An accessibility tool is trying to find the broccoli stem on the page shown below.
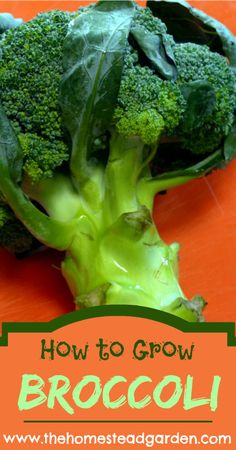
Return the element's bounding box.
[62,205,204,321]
[0,176,77,250]
[137,149,225,208]
[0,106,205,320]
[103,134,143,223]
[60,133,205,321]
[23,174,82,221]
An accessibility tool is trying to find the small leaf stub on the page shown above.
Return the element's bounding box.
[75,283,111,309]
[123,206,152,234]
[170,295,207,322]
[189,295,207,322]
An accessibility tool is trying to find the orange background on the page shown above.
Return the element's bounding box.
[0,315,235,449]
[0,1,236,324]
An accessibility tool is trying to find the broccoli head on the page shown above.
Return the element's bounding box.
[114,47,186,144]
[175,43,236,154]
[0,10,74,182]
[114,6,186,144]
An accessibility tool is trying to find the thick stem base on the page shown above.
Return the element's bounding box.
[61,207,205,322]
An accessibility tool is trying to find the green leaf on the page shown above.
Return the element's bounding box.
[60,0,136,177]
[0,103,23,183]
[180,81,216,132]
[130,25,177,80]
[0,13,23,36]
[147,0,236,70]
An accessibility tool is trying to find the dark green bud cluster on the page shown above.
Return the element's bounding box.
[113,6,185,145]
[0,10,74,181]
[175,43,236,153]
[0,205,33,253]
[132,5,168,35]
[18,133,68,182]
[114,47,185,144]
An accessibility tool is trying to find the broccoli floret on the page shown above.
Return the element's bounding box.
[114,8,186,144]
[0,205,33,254]
[175,43,236,153]
[114,56,185,144]
[0,10,73,182]
[132,5,168,35]
[18,133,69,182]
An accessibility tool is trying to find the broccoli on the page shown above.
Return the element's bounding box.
[175,43,236,153]
[0,0,236,322]
[114,47,186,144]
[0,10,74,182]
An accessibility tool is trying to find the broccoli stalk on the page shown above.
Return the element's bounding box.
[0,107,205,319]
[63,138,205,321]
[0,0,236,321]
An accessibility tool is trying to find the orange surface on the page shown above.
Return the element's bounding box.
[1,316,235,447]
[0,1,236,324]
